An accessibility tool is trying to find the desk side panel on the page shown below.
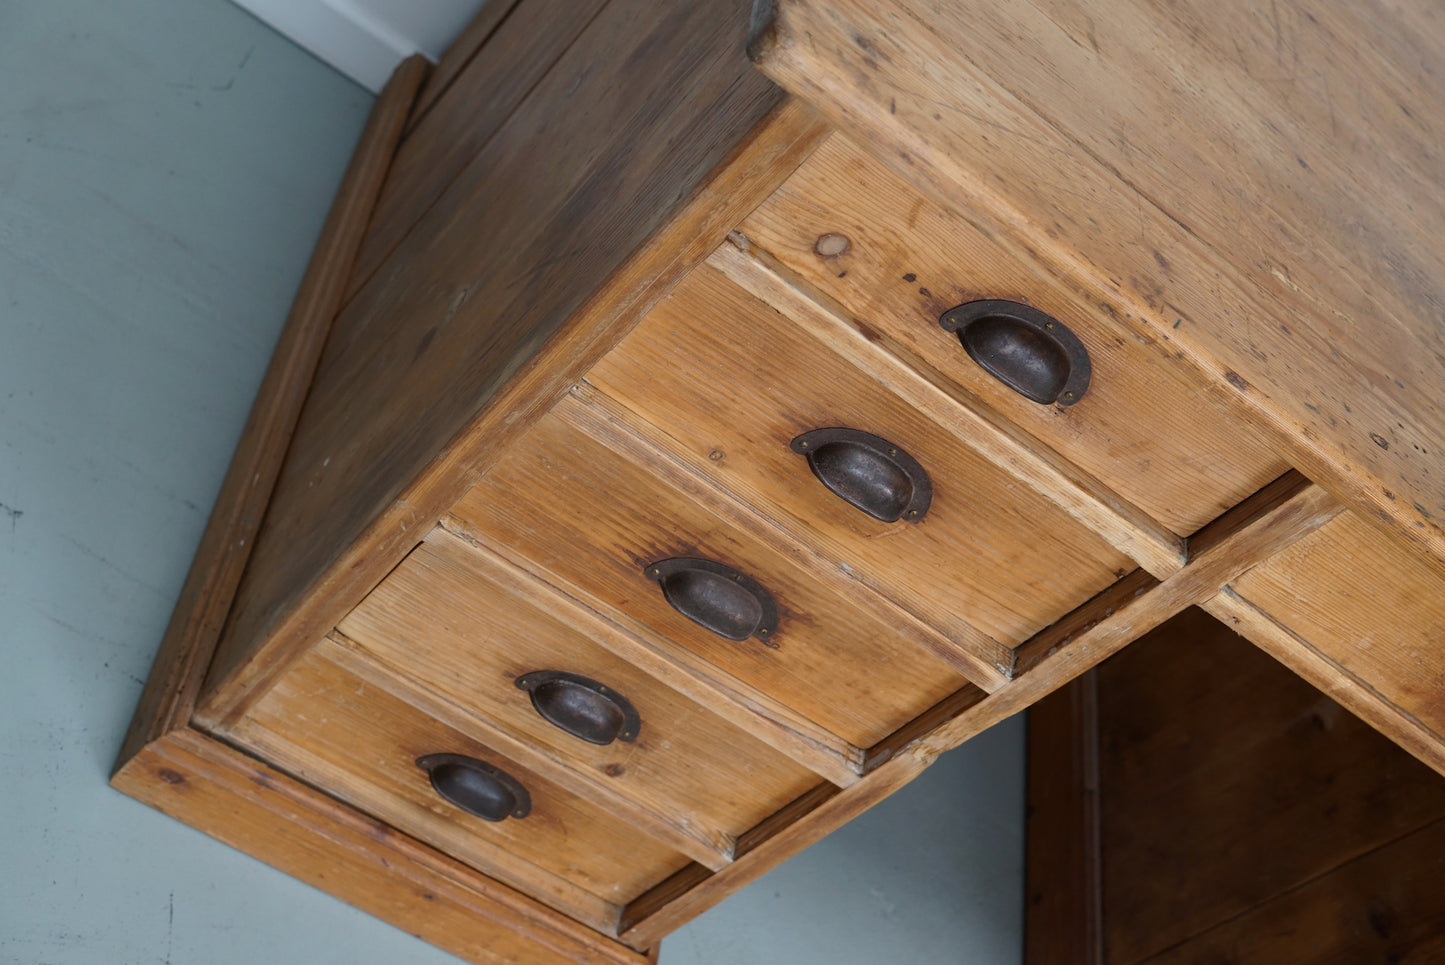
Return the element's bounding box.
[204,0,790,714]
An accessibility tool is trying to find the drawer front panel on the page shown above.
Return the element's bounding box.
[230,645,691,919]
[737,134,1290,537]
[586,260,1133,648]
[1230,512,1445,738]
[337,534,821,846]
[449,396,976,748]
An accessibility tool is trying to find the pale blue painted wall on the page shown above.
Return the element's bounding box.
[0,1,1023,961]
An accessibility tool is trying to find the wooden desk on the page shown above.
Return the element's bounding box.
[114,1,1445,961]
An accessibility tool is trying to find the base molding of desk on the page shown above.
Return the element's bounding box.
[113,727,652,965]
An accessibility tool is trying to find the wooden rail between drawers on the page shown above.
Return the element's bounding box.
[712,239,1189,580]
[617,471,1343,948]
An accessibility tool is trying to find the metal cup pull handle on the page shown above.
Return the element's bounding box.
[791,427,932,522]
[417,753,531,822]
[516,671,641,746]
[644,557,779,643]
[940,300,1091,406]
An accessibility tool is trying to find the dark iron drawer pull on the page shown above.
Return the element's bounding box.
[791,427,932,522]
[940,300,1091,406]
[416,753,531,822]
[644,557,779,643]
[516,670,641,745]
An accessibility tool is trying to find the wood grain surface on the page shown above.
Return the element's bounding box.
[1139,817,1445,965]
[406,0,521,131]
[1207,589,1445,779]
[199,77,829,723]
[114,729,649,964]
[336,534,824,851]
[230,647,692,919]
[220,0,779,691]
[1024,671,1102,965]
[449,395,977,748]
[1094,608,1445,964]
[738,132,1290,537]
[1230,510,1445,757]
[754,0,1445,575]
[620,474,1345,947]
[711,238,1186,579]
[588,259,1134,650]
[913,475,1344,760]
[353,0,609,294]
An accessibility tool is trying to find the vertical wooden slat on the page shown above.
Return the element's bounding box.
[1024,672,1102,965]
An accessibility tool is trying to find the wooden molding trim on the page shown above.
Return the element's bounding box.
[113,728,647,965]
[115,55,430,770]
[406,0,523,134]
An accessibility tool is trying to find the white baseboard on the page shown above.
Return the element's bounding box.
[232,0,488,92]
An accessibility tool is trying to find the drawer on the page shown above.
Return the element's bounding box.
[586,259,1133,649]
[1229,511,1445,739]
[334,532,822,853]
[228,643,692,929]
[449,394,977,748]
[737,134,1290,537]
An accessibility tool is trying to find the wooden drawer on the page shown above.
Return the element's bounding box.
[228,643,693,930]
[586,258,1133,652]
[333,531,822,859]
[448,393,979,748]
[1229,511,1445,740]
[737,134,1290,537]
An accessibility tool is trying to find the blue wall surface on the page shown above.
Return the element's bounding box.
[0,2,1023,961]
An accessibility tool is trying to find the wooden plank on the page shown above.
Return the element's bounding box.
[619,477,1342,946]
[354,0,610,296]
[229,646,682,921]
[1229,511,1445,759]
[422,530,862,787]
[1094,607,1445,965]
[200,90,830,726]
[736,132,1290,538]
[589,257,1136,651]
[1138,817,1445,965]
[752,0,1445,576]
[449,395,979,748]
[1207,589,1445,779]
[316,636,734,873]
[406,0,523,132]
[566,385,1010,692]
[334,534,827,845]
[114,55,428,768]
[864,684,989,772]
[1023,672,1102,965]
[112,729,647,965]
[1013,569,1158,678]
[711,239,1184,578]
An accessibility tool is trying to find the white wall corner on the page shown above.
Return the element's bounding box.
[231,0,489,93]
